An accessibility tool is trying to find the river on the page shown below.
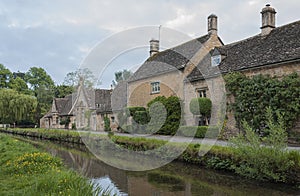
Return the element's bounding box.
[20,137,299,196]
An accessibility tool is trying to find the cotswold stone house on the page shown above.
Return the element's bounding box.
[127,14,223,126]
[40,80,113,131]
[126,4,300,135]
[186,4,300,134]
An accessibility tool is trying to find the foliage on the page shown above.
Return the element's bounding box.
[147,96,182,135]
[2,128,300,185]
[0,64,13,88]
[0,134,99,195]
[112,69,133,87]
[63,68,96,88]
[104,116,111,132]
[54,84,74,98]
[0,89,37,124]
[225,72,300,134]
[230,108,296,182]
[189,98,212,117]
[127,106,146,116]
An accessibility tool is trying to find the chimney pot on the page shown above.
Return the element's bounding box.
[261,4,276,35]
[208,14,218,35]
[149,39,159,57]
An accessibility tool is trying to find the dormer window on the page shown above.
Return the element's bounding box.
[211,55,221,66]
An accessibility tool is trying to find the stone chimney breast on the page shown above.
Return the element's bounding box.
[261,4,276,35]
[149,39,159,57]
[208,14,218,35]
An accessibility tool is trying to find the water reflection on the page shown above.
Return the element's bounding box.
[28,139,299,196]
[91,176,128,196]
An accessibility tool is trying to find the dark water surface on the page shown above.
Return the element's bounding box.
[19,137,299,196]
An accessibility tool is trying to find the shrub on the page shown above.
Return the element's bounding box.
[178,126,220,138]
[225,72,300,134]
[189,98,212,117]
[147,96,181,135]
[104,116,111,132]
[230,108,296,182]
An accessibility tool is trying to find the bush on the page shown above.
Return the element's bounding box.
[104,116,111,132]
[127,106,146,116]
[230,108,296,182]
[147,96,181,135]
[178,126,220,138]
[225,72,300,134]
[189,98,212,116]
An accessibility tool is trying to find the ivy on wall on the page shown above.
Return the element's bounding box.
[224,72,300,135]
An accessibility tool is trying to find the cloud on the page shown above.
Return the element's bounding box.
[0,0,299,86]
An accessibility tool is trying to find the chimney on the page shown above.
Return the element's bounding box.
[261,4,276,35]
[149,39,159,57]
[208,14,218,35]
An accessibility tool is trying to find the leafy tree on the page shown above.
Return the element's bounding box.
[0,89,37,124]
[25,67,55,123]
[55,85,74,98]
[112,69,132,87]
[0,64,13,88]
[9,77,31,95]
[25,67,55,91]
[63,68,96,88]
[189,98,212,125]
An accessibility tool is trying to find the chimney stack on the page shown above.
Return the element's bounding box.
[261,4,276,35]
[208,14,218,35]
[149,39,159,57]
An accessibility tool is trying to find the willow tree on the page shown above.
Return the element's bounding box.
[0,89,37,124]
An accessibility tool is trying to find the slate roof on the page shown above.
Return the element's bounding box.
[128,34,220,82]
[111,81,128,111]
[187,20,300,81]
[95,89,112,114]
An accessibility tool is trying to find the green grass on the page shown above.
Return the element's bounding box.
[0,134,100,196]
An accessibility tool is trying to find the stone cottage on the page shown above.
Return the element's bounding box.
[40,79,113,131]
[185,4,300,135]
[126,4,300,135]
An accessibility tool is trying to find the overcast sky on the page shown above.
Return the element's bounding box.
[0,0,299,87]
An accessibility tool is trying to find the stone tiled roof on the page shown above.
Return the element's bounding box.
[128,34,216,82]
[187,20,300,81]
[111,81,128,111]
[95,89,112,114]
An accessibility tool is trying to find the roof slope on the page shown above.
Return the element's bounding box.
[95,89,112,113]
[187,20,300,81]
[128,34,214,82]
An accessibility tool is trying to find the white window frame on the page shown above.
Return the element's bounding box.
[197,88,207,98]
[151,82,160,94]
[211,55,221,66]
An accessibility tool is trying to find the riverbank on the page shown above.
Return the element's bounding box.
[1,128,300,187]
[0,133,100,195]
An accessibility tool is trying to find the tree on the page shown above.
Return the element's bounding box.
[189,98,212,125]
[0,64,13,88]
[9,77,31,95]
[25,67,55,91]
[0,89,37,124]
[63,68,96,88]
[55,85,74,98]
[25,67,55,123]
[112,69,132,87]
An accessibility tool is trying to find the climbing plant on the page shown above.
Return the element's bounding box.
[224,72,300,135]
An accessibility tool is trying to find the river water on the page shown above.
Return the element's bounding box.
[23,138,299,196]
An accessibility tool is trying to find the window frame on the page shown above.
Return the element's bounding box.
[151,81,160,94]
[196,88,208,98]
[211,55,221,66]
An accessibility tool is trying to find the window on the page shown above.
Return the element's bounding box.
[197,89,207,98]
[211,55,221,66]
[151,82,160,94]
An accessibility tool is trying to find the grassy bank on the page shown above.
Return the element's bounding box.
[0,133,100,195]
[1,128,300,186]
